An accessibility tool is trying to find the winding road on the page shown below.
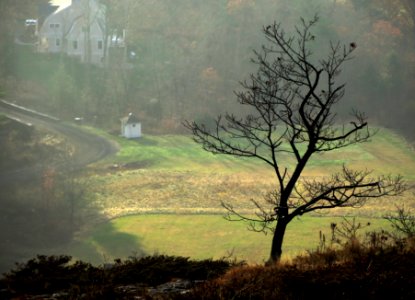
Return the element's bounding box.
[0,99,119,186]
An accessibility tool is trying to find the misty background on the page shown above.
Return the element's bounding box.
[0,0,414,138]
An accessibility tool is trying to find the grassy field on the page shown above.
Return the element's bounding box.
[68,127,415,265]
[68,214,392,265]
[83,128,415,220]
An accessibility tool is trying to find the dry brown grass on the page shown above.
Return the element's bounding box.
[87,170,275,220]
[180,237,415,300]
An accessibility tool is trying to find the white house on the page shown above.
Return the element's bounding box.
[121,113,141,139]
[37,0,106,65]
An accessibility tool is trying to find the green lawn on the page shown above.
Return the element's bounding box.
[68,214,392,265]
[101,133,266,173]
[69,127,415,265]
[83,128,414,220]
[93,127,415,178]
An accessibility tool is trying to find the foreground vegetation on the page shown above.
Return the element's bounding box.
[2,221,414,299]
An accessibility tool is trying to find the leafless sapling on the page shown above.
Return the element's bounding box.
[184,16,405,263]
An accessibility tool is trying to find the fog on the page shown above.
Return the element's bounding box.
[0,0,414,273]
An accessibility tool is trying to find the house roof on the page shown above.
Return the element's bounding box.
[42,0,106,37]
[52,0,71,13]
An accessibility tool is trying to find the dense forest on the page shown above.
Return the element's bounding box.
[0,0,414,139]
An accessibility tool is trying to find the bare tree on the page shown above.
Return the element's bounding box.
[184,16,405,263]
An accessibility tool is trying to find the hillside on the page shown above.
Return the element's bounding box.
[59,127,415,265]
[1,117,414,271]
[85,129,415,218]
[0,114,67,170]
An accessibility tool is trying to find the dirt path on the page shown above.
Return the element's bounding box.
[0,100,119,185]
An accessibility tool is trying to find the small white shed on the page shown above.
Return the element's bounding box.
[121,113,141,139]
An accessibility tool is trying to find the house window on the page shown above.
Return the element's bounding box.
[97,40,103,50]
[56,38,60,46]
[49,23,60,29]
[73,40,78,50]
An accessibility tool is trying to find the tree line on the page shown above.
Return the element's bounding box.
[0,0,414,139]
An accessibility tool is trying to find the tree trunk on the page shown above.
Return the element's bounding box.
[268,218,288,263]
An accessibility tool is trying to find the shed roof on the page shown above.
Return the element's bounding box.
[122,113,140,124]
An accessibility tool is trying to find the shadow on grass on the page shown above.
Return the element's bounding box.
[0,179,145,273]
[71,222,146,265]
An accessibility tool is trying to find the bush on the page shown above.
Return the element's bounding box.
[1,255,103,295]
[109,254,235,286]
[0,254,235,298]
